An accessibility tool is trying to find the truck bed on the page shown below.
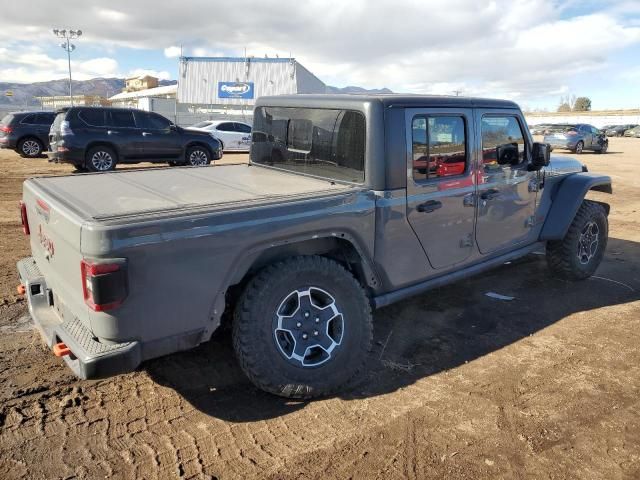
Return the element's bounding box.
[27,164,352,222]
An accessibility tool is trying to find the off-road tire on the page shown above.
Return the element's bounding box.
[233,255,373,399]
[546,200,608,280]
[85,146,117,172]
[18,137,43,158]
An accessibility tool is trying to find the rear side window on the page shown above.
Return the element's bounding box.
[108,110,136,128]
[411,116,467,181]
[252,106,366,183]
[78,109,106,127]
[481,116,526,167]
[0,114,14,126]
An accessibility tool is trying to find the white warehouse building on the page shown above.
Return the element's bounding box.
[177,56,327,115]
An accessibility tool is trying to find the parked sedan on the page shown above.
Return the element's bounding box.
[605,124,638,137]
[0,111,56,157]
[543,123,608,154]
[623,126,640,137]
[187,120,252,152]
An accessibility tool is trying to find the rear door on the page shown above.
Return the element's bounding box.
[106,110,140,159]
[579,124,593,148]
[31,113,53,145]
[405,108,477,269]
[214,122,239,150]
[474,111,538,254]
[233,122,252,150]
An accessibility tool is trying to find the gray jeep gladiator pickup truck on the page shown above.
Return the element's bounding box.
[17,94,612,398]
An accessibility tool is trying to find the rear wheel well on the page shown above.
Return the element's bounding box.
[220,237,378,329]
[85,142,118,161]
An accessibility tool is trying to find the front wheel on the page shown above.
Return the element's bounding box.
[546,200,608,280]
[186,146,211,166]
[233,256,373,398]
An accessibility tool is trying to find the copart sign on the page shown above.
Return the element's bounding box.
[218,82,254,99]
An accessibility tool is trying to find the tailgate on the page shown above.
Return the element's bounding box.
[23,180,87,326]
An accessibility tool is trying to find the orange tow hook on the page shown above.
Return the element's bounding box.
[16,284,26,295]
[53,342,71,357]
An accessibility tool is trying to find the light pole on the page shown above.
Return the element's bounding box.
[53,28,82,106]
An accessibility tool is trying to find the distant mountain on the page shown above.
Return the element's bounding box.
[326,85,393,94]
[0,77,177,107]
[0,77,390,108]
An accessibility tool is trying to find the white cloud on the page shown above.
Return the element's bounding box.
[164,46,181,58]
[0,0,638,106]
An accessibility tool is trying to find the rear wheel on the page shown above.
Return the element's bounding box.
[233,256,373,398]
[186,146,211,166]
[546,200,608,280]
[86,146,117,172]
[574,141,584,154]
[18,137,43,158]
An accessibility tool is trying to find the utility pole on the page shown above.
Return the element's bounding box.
[53,28,82,106]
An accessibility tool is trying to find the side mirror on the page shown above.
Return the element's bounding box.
[169,124,177,132]
[530,142,550,170]
[496,143,520,166]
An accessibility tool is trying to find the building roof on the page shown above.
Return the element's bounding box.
[181,56,295,63]
[126,74,157,81]
[109,84,177,101]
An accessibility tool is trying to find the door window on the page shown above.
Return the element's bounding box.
[78,109,106,127]
[234,122,252,133]
[136,112,171,130]
[481,116,526,168]
[20,114,37,125]
[216,122,236,132]
[411,116,467,181]
[36,113,56,125]
[109,110,136,128]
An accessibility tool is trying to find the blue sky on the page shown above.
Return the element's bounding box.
[0,0,639,110]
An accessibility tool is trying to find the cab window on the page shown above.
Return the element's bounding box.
[411,116,467,181]
[481,116,526,168]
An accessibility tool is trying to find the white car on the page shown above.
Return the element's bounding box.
[187,120,252,152]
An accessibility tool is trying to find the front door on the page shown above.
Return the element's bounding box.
[134,111,181,159]
[474,111,538,254]
[405,108,477,269]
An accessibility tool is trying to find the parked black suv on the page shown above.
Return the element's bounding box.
[47,107,223,171]
[0,111,56,158]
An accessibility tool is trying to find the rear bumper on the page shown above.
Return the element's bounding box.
[0,137,16,149]
[17,256,141,379]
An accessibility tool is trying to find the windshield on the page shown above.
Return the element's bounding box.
[191,121,213,128]
[251,106,366,183]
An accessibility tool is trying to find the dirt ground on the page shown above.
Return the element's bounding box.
[0,140,638,480]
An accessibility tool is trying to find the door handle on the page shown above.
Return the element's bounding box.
[107,130,119,135]
[416,200,442,213]
[480,188,500,201]
[142,132,152,136]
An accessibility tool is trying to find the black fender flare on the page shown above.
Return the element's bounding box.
[539,173,612,241]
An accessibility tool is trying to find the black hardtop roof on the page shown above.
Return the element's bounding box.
[257,93,520,110]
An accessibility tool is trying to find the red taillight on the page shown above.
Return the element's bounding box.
[566,130,578,136]
[0,125,12,134]
[81,259,128,312]
[19,201,29,235]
